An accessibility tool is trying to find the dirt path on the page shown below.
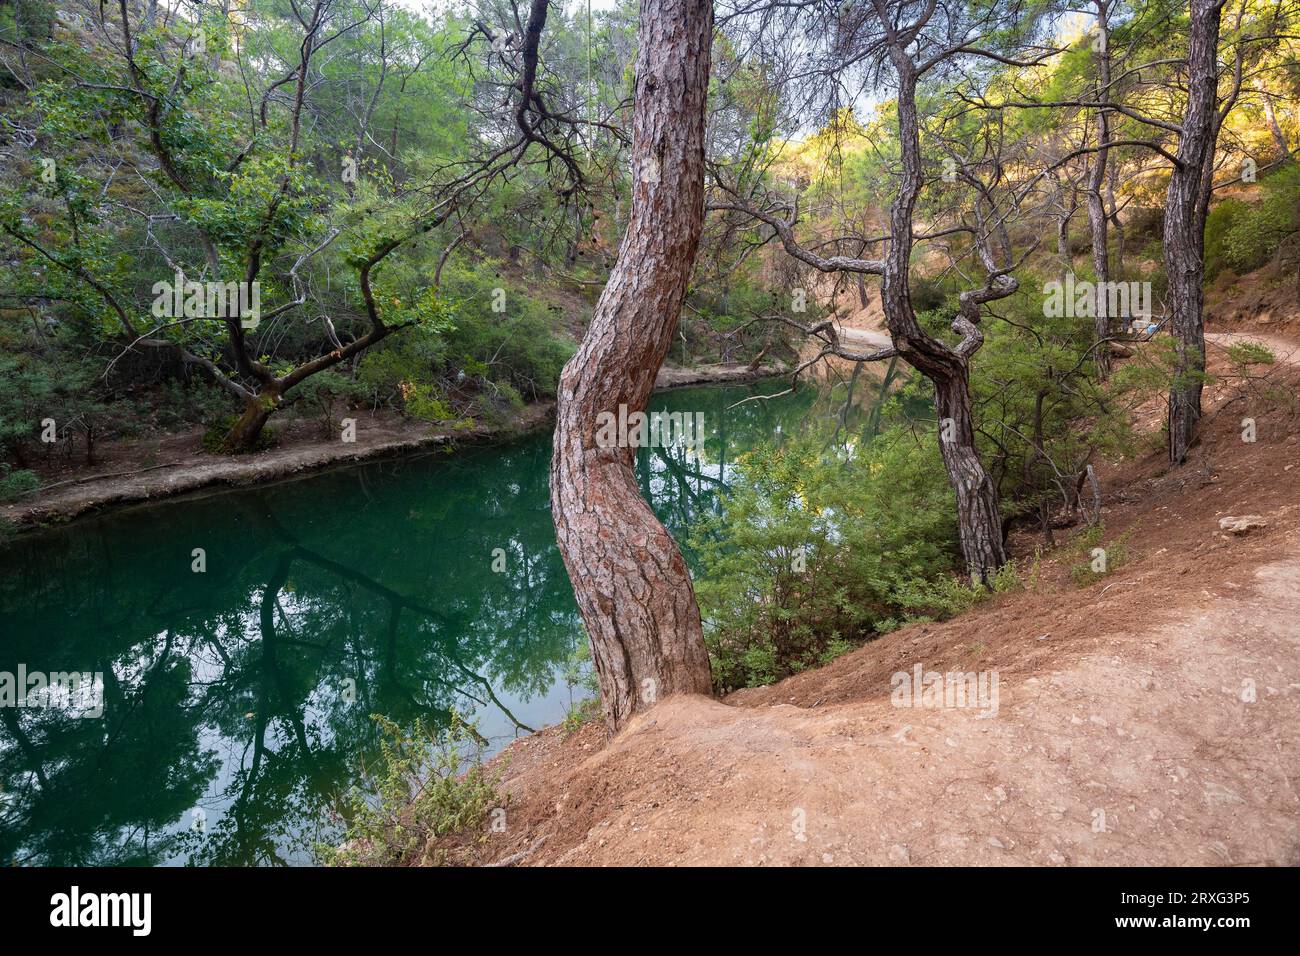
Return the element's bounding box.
[466,330,1300,867]
[1206,330,1300,365]
[490,545,1300,865]
[834,324,893,352]
[484,527,1300,866]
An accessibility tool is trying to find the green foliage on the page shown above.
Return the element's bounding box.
[0,350,56,456]
[285,370,367,436]
[559,639,601,734]
[1205,165,1300,278]
[691,427,970,692]
[1226,340,1276,368]
[320,712,501,867]
[688,276,1155,692]
[200,415,275,454]
[0,465,39,503]
[436,262,576,400]
[152,379,234,432]
[354,263,574,426]
[1068,528,1133,586]
[968,280,1148,522]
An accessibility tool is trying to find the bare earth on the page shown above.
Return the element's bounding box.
[0,405,554,533]
[1,360,784,534]
[464,329,1300,867]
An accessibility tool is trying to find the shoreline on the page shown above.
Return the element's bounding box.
[0,361,787,537]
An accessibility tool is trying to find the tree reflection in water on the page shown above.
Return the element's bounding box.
[0,378,898,865]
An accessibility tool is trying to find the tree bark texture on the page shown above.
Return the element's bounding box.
[550,0,714,732]
[881,48,1009,586]
[1164,0,1223,464]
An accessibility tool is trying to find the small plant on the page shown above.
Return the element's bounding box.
[320,712,502,867]
[286,370,366,437]
[1225,340,1276,370]
[989,560,1024,595]
[0,465,39,503]
[1023,548,1045,590]
[559,639,601,736]
[1069,529,1133,586]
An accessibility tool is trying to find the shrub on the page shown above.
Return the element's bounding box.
[0,465,39,502]
[285,369,367,436]
[1068,527,1132,586]
[690,427,968,692]
[1204,164,1300,279]
[1225,340,1276,369]
[321,713,502,867]
[200,415,276,454]
[436,261,575,400]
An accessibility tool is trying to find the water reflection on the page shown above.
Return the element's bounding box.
[0,377,895,865]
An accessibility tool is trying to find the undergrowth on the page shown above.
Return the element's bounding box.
[320,712,502,867]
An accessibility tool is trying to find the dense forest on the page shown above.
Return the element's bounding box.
[1,0,1299,869]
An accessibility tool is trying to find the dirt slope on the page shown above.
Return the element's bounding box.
[462,330,1300,867]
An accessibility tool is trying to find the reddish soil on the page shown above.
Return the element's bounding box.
[1206,260,1300,339]
[457,327,1300,867]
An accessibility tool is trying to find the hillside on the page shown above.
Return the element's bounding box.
[454,329,1300,867]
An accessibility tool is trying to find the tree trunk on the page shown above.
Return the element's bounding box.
[1057,210,1072,270]
[880,51,1009,587]
[935,374,1008,582]
[1106,164,1126,275]
[550,0,714,733]
[1086,0,1114,378]
[1164,0,1223,465]
[1259,83,1290,161]
[225,392,277,452]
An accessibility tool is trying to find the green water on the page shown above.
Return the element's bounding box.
[0,379,890,865]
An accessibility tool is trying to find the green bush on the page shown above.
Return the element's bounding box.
[1226,340,1276,369]
[0,465,39,502]
[321,712,502,867]
[200,415,276,454]
[436,262,575,400]
[1205,165,1300,278]
[284,369,367,436]
[153,379,235,431]
[357,262,574,423]
[690,427,970,692]
[1068,528,1132,586]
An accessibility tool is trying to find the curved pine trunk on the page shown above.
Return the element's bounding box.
[550,0,714,733]
[935,375,1008,584]
[882,50,1008,587]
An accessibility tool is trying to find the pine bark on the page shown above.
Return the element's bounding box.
[550,0,714,732]
[881,52,1008,586]
[1165,0,1223,464]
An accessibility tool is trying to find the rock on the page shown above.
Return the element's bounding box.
[1218,515,1267,535]
[888,844,910,863]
